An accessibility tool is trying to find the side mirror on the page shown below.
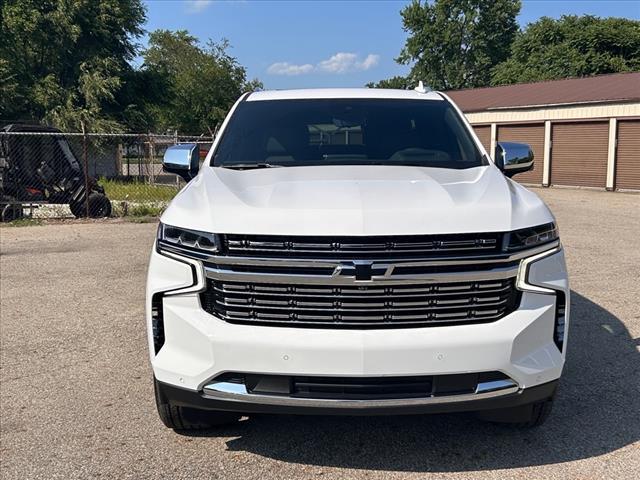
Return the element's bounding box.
[494,142,534,178]
[163,143,200,182]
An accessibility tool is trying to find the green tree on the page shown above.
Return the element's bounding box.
[366,76,412,89]
[41,58,125,132]
[0,58,19,119]
[491,15,640,85]
[393,0,520,90]
[111,68,169,133]
[0,0,146,130]
[143,30,261,135]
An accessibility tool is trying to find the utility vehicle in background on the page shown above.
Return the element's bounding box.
[0,124,111,221]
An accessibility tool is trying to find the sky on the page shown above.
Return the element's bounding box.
[141,0,640,89]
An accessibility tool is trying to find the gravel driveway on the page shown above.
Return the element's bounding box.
[1,188,638,480]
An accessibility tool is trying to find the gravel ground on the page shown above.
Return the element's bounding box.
[1,187,639,480]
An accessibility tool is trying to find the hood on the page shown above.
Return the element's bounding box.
[161,165,554,236]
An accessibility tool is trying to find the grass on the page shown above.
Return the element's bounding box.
[125,216,160,223]
[3,218,44,227]
[110,200,166,219]
[100,178,179,202]
[127,204,165,217]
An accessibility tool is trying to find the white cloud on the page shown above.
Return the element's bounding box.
[318,52,380,74]
[317,53,358,74]
[267,62,315,76]
[186,0,213,13]
[267,52,380,76]
[358,54,380,71]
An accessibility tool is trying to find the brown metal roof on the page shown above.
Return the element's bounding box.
[444,72,640,112]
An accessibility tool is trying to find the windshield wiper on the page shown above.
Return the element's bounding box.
[219,163,283,170]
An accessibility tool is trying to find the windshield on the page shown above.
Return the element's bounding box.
[213,98,487,169]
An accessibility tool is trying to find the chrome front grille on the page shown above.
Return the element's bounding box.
[192,233,550,329]
[223,233,502,260]
[200,278,520,328]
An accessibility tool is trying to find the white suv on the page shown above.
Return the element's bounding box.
[147,88,569,430]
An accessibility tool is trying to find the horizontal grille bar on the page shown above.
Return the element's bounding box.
[223,233,502,260]
[202,263,520,287]
[214,281,510,297]
[201,278,520,328]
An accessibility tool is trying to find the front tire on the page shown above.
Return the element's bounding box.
[70,193,112,218]
[154,379,241,430]
[1,198,23,222]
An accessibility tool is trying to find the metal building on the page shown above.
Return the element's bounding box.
[446,72,640,191]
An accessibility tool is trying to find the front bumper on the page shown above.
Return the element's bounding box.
[156,377,559,416]
[146,243,569,413]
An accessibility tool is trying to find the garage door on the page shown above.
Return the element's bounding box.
[615,120,640,191]
[473,125,492,155]
[497,123,544,185]
[550,122,609,188]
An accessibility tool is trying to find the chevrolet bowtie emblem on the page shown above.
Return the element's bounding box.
[337,261,387,281]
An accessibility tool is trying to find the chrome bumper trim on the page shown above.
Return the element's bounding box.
[201,379,520,409]
[475,379,518,394]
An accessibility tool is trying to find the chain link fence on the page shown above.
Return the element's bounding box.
[0,128,212,222]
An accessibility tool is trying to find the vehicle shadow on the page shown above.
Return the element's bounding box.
[181,291,639,472]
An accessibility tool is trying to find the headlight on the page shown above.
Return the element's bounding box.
[156,223,220,259]
[505,222,558,251]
